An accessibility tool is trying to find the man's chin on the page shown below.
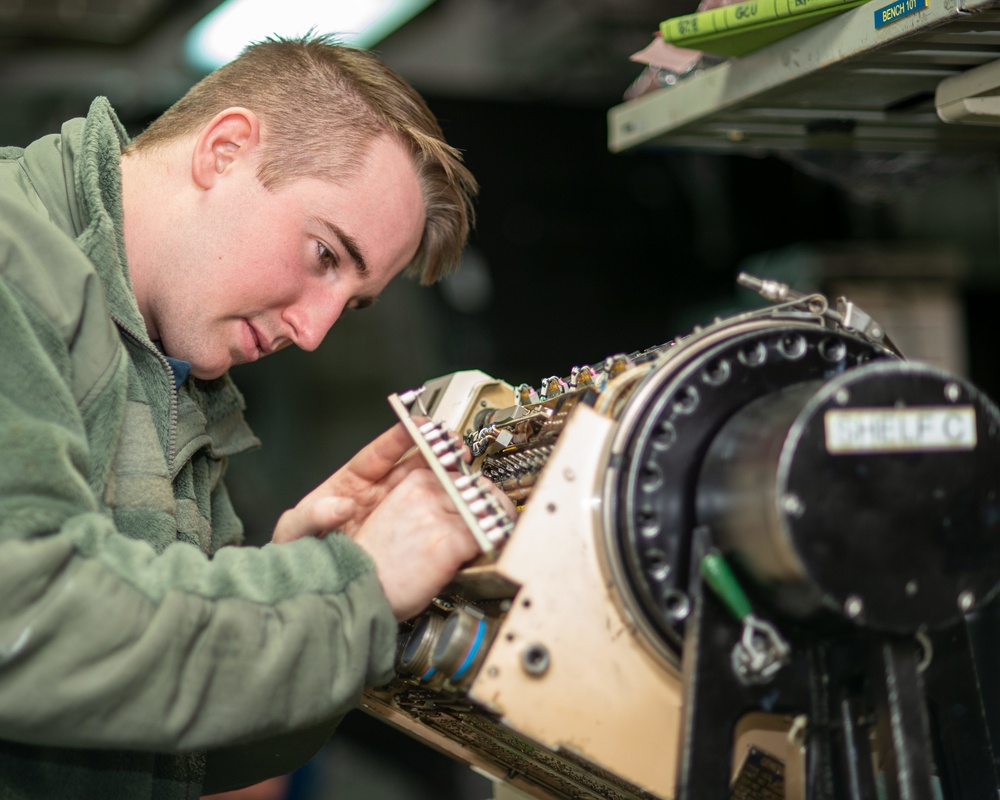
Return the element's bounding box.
[158,338,233,381]
[187,361,231,381]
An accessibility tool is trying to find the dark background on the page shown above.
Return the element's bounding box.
[3,1,1000,797]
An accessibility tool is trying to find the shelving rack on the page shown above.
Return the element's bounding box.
[608,0,1000,154]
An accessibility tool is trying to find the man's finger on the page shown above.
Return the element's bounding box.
[321,421,422,493]
[272,496,357,543]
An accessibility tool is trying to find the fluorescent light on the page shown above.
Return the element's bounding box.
[186,0,435,72]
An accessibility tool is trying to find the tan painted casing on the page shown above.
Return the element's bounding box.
[468,403,683,797]
[363,396,684,799]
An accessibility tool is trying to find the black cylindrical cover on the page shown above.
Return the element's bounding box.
[699,361,1000,631]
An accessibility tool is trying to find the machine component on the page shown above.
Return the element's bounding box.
[396,611,446,681]
[389,390,516,553]
[700,550,791,685]
[608,303,894,660]
[361,275,1000,800]
[937,57,1000,125]
[698,361,1000,630]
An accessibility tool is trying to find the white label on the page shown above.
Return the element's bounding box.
[825,406,977,454]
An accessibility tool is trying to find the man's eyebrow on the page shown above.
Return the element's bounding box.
[313,216,368,275]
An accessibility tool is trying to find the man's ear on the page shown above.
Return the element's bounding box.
[191,107,261,190]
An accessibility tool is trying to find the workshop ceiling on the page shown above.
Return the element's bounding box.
[371,0,678,104]
[0,0,684,137]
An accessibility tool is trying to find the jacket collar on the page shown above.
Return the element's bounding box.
[69,97,151,344]
[17,97,138,334]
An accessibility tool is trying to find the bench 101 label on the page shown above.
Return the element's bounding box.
[825,406,976,454]
[874,0,927,29]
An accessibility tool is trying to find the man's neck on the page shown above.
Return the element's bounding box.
[119,147,186,343]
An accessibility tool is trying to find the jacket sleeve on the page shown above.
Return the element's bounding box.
[0,207,398,755]
[201,716,346,794]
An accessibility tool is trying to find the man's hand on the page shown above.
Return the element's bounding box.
[271,421,431,544]
[272,420,514,620]
[353,468,482,621]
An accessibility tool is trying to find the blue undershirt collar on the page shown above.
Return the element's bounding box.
[163,355,192,389]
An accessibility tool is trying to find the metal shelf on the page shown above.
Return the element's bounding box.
[608,0,1000,154]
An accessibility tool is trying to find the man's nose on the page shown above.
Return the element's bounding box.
[282,295,344,352]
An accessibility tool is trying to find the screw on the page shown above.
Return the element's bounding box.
[835,388,851,406]
[521,644,550,677]
[663,590,690,622]
[783,494,804,517]
[959,591,975,612]
[945,382,961,403]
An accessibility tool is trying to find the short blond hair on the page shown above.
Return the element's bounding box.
[128,34,477,284]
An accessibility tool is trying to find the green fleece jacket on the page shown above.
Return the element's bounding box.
[0,97,397,799]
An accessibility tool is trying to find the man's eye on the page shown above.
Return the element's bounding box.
[318,243,338,269]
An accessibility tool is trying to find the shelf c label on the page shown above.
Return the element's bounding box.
[824,406,977,454]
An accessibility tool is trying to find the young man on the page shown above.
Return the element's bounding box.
[0,35,481,798]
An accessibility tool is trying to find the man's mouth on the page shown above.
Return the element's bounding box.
[243,319,265,360]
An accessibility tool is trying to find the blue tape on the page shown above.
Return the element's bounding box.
[451,619,486,680]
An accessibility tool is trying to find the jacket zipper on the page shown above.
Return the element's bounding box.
[112,315,179,468]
